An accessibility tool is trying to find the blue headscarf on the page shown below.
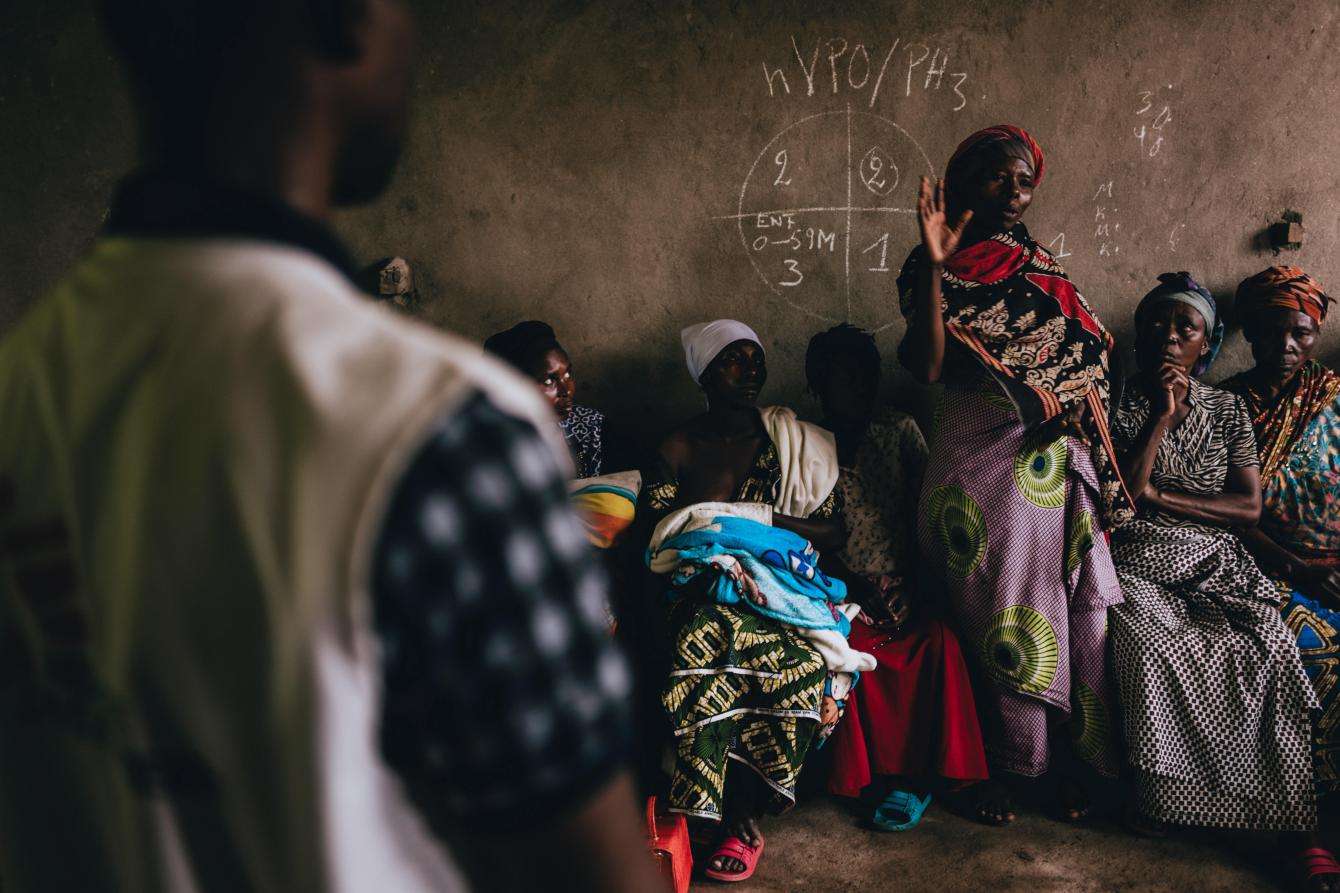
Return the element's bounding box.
[1134,272,1224,376]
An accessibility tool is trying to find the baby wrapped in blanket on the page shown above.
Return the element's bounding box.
[648,502,877,674]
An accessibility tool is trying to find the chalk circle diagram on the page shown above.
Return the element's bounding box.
[729,107,935,333]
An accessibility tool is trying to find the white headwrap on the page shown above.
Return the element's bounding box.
[680,319,763,384]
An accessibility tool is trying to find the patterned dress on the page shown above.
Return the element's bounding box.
[918,369,1123,778]
[1224,360,1340,792]
[644,439,841,821]
[559,404,604,479]
[1109,377,1318,831]
[827,410,990,796]
[898,228,1128,780]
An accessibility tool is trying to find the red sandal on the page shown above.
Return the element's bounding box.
[1298,847,1340,889]
[703,834,765,883]
[1297,847,1340,884]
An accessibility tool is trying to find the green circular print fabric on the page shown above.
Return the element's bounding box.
[980,389,1015,413]
[929,485,987,579]
[980,605,1060,695]
[1065,509,1097,576]
[1069,682,1111,764]
[1013,437,1067,509]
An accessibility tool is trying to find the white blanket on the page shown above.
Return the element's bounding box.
[647,501,773,568]
[758,405,839,518]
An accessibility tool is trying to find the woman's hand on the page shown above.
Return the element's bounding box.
[918,176,973,266]
[1292,562,1340,605]
[1028,400,1088,448]
[877,575,913,629]
[1157,362,1189,419]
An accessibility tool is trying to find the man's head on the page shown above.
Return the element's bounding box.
[100,0,413,206]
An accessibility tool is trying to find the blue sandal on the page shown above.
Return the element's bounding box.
[872,790,932,832]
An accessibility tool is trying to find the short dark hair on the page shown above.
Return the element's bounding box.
[483,321,562,373]
[805,323,880,392]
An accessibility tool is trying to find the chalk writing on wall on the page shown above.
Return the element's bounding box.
[1048,232,1074,260]
[1094,179,1122,257]
[1133,87,1175,158]
[718,105,934,331]
[762,36,971,113]
[1169,222,1186,253]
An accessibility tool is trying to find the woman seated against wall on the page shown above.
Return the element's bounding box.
[1107,273,1333,886]
[639,319,851,882]
[1222,266,1340,890]
[806,324,989,831]
[484,320,608,478]
[899,124,1128,826]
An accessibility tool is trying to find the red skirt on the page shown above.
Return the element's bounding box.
[828,617,989,797]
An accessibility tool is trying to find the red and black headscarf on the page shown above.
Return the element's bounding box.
[899,125,1134,527]
[945,124,1046,211]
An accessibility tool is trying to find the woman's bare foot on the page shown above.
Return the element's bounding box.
[971,779,1016,826]
[709,815,763,874]
[1123,803,1167,838]
[1055,774,1091,823]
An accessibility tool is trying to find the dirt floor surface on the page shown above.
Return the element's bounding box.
[686,794,1308,892]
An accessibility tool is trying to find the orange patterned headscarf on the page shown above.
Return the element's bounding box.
[1236,266,1332,327]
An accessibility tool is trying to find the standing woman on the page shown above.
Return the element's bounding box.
[898,126,1132,825]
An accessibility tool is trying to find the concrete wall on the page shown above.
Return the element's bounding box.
[5,0,1340,444]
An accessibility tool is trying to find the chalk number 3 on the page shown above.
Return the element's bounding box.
[780,259,803,287]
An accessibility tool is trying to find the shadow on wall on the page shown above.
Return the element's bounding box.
[584,348,693,471]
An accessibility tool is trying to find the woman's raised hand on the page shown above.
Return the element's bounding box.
[918,176,973,266]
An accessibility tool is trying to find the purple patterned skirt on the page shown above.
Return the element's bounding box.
[918,387,1123,777]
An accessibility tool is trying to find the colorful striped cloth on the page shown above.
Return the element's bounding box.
[569,470,640,549]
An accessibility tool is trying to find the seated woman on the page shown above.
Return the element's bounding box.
[641,319,846,882]
[1109,273,1327,882]
[808,324,989,831]
[484,320,606,478]
[1222,266,1340,891]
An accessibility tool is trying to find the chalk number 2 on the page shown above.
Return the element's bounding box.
[774,149,792,186]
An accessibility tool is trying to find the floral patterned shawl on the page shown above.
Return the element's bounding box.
[898,224,1134,526]
[1222,360,1340,565]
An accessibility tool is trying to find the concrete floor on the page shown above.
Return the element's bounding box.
[688,796,1299,892]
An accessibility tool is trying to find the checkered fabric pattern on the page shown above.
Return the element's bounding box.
[373,393,631,828]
